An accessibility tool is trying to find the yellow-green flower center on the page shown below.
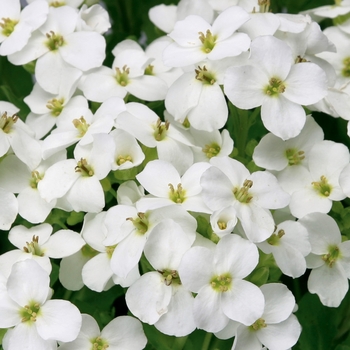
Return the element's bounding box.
[250,317,267,331]
[115,65,130,87]
[50,1,66,7]
[30,171,44,189]
[258,0,270,12]
[159,269,182,286]
[312,175,332,197]
[195,65,216,85]
[265,77,286,97]
[23,235,44,256]
[217,221,227,230]
[182,117,191,128]
[285,148,305,166]
[322,245,341,267]
[116,155,132,165]
[91,336,109,350]
[168,183,186,204]
[210,273,232,292]
[0,17,18,37]
[73,116,90,138]
[202,142,221,159]
[20,301,41,323]
[0,112,18,133]
[106,245,117,259]
[46,98,65,116]
[127,212,149,235]
[45,31,65,51]
[144,64,154,75]
[342,57,350,77]
[154,118,169,141]
[233,179,253,203]
[267,229,285,246]
[199,30,217,54]
[75,158,94,177]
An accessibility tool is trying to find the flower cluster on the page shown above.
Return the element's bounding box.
[1,0,350,349]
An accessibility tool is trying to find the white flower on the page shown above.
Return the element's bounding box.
[0,259,82,350]
[163,6,251,67]
[8,6,106,95]
[191,128,234,162]
[0,0,48,56]
[224,35,328,140]
[201,156,290,242]
[117,102,194,174]
[58,314,147,350]
[24,80,84,140]
[104,204,197,279]
[289,140,349,218]
[231,283,301,350]
[0,152,66,223]
[38,133,115,213]
[0,223,85,278]
[258,220,311,278]
[136,159,211,213]
[0,187,17,230]
[299,212,350,307]
[253,115,324,194]
[148,0,214,34]
[164,59,230,132]
[178,234,265,332]
[0,102,41,169]
[81,39,167,102]
[126,219,196,336]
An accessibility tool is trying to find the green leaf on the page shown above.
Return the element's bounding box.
[0,329,7,345]
[49,261,60,287]
[247,266,269,287]
[296,293,338,350]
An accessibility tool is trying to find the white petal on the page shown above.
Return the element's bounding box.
[4,323,56,350]
[224,65,267,109]
[18,187,55,224]
[260,283,295,323]
[101,316,147,349]
[284,62,327,105]
[60,31,105,71]
[0,188,18,230]
[36,300,82,342]
[65,176,105,213]
[125,272,172,324]
[178,246,214,293]
[42,230,85,258]
[37,159,79,202]
[193,285,229,332]
[261,95,306,140]
[155,286,196,337]
[7,260,49,306]
[257,314,301,350]
[144,219,192,270]
[82,253,113,292]
[136,160,181,197]
[308,264,348,307]
[222,280,265,325]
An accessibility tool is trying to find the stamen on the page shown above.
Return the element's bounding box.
[115,65,130,86]
[75,158,94,177]
[0,112,18,133]
[195,65,216,85]
[233,179,253,203]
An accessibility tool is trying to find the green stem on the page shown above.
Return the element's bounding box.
[201,332,213,350]
[173,336,188,350]
[228,102,260,158]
